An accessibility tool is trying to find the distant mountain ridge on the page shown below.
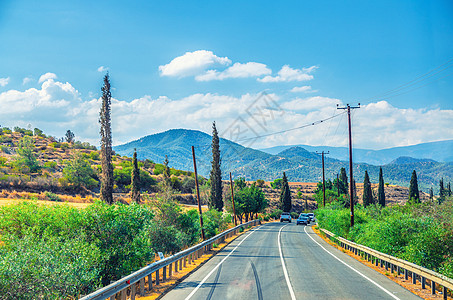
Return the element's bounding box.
[114,129,453,191]
[261,140,453,165]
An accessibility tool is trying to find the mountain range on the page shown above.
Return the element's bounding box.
[114,129,453,192]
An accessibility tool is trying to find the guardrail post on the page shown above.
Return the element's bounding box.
[184,256,187,268]
[421,277,426,289]
[405,269,408,280]
[391,263,394,273]
[443,286,447,300]
[385,261,389,271]
[412,272,417,284]
[397,266,401,275]
[169,262,173,277]
[148,274,153,291]
[140,278,145,296]
[375,257,378,266]
[121,289,127,300]
[131,283,136,300]
[156,269,160,285]
[163,266,167,282]
[180,258,183,271]
[110,295,115,300]
[432,281,436,295]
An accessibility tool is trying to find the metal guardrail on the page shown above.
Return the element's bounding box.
[319,228,452,300]
[80,219,261,300]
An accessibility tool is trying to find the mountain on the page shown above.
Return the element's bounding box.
[113,129,272,176]
[260,140,453,165]
[114,129,453,191]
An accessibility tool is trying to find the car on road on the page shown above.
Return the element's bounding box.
[280,212,292,222]
[307,213,315,222]
[296,214,309,225]
[298,213,310,224]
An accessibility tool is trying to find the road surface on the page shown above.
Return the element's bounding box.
[162,222,420,300]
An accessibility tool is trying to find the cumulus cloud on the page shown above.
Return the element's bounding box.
[97,66,109,73]
[0,77,451,150]
[38,72,57,83]
[195,62,272,81]
[0,77,10,87]
[258,65,317,83]
[290,86,318,93]
[22,77,33,85]
[159,50,231,77]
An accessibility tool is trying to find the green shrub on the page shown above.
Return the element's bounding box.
[153,163,164,175]
[45,192,62,202]
[89,151,100,160]
[43,161,57,169]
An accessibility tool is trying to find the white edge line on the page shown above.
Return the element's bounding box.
[278,224,297,300]
[304,226,401,300]
[184,226,260,300]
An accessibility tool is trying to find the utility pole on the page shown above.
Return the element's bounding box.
[192,146,205,240]
[229,172,237,226]
[337,103,360,227]
[316,151,329,207]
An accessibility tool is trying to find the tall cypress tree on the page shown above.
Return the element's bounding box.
[209,122,223,211]
[378,167,385,207]
[163,155,171,188]
[279,172,292,212]
[408,170,420,203]
[99,73,114,204]
[339,167,348,195]
[363,170,373,207]
[429,187,434,202]
[447,182,452,197]
[131,148,141,203]
[439,178,445,204]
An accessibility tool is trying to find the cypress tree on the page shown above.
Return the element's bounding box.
[99,73,114,204]
[209,122,223,211]
[279,172,292,212]
[439,178,445,204]
[131,149,141,203]
[339,167,348,195]
[363,170,373,207]
[408,170,420,203]
[447,182,452,197]
[163,155,171,188]
[378,167,385,207]
[429,187,434,202]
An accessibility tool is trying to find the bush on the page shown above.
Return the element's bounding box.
[290,212,298,219]
[153,163,165,175]
[45,192,62,202]
[43,161,57,170]
[89,151,100,160]
[270,178,283,189]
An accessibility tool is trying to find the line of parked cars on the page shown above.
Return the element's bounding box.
[279,212,315,225]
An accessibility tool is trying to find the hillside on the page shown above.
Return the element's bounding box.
[260,139,453,165]
[114,129,453,192]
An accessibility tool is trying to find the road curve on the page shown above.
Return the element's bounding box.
[162,222,421,300]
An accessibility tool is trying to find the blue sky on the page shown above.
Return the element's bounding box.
[0,0,452,149]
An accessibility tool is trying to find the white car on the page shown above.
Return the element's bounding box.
[280,212,292,222]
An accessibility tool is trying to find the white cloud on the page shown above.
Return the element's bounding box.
[38,72,57,83]
[258,65,317,83]
[97,66,108,73]
[290,86,317,93]
[22,77,33,85]
[0,77,452,150]
[159,50,231,77]
[195,62,272,81]
[0,77,10,87]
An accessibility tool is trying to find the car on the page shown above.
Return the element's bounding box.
[307,213,315,222]
[298,213,310,224]
[296,214,309,225]
[280,212,291,222]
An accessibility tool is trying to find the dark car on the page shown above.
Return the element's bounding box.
[280,212,292,222]
[307,213,315,222]
[296,214,309,225]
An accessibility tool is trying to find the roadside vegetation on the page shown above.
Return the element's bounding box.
[316,167,453,279]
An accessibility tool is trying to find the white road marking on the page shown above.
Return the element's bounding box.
[278,224,297,300]
[304,226,401,300]
[184,226,260,300]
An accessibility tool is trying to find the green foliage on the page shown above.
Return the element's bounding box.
[234,177,246,190]
[153,163,165,175]
[33,128,45,137]
[378,167,385,207]
[255,179,265,187]
[89,151,100,160]
[131,150,141,203]
[202,209,231,239]
[408,170,420,204]
[63,151,98,188]
[0,157,7,166]
[1,127,11,134]
[43,160,57,169]
[209,122,223,211]
[231,183,268,221]
[13,136,40,173]
[339,167,348,195]
[279,172,291,212]
[316,198,453,278]
[362,170,373,207]
[45,192,62,202]
[13,126,33,136]
[270,178,283,189]
[269,209,283,220]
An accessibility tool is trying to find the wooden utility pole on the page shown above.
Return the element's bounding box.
[337,104,360,227]
[316,151,329,207]
[192,146,205,240]
[229,172,237,226]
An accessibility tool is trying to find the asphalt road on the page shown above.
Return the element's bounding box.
[162,222,421,300]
